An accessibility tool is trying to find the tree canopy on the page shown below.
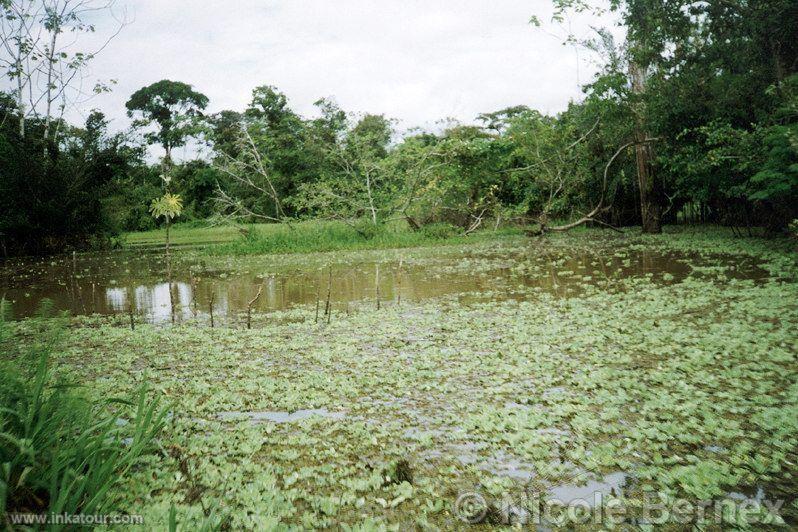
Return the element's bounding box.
[125,80,209,160]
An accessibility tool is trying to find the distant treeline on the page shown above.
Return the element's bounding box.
[0,0,796,256]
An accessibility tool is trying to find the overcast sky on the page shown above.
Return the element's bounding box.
[71,0,621,155]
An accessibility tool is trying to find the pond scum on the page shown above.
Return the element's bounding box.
[3,228,798,529]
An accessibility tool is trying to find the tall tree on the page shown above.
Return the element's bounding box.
[628,60,661,233]
[125,80,209,164]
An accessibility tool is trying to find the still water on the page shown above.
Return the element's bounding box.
[0,242,765,324]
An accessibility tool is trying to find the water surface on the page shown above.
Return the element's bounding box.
[0,241,766,323]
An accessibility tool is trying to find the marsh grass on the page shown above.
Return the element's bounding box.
[0,301,167,528]
[123,219,523,255]
[212,220,524,255]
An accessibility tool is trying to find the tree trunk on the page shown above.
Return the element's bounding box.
[629,60,662,234]
[366,171,377,225]
[13,9,28,139]
[43,27,58,146]
[166,219,175,324]
[634,131,661,233]
[16,51,25,138]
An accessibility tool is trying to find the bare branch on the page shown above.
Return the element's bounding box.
[548,137,660,232]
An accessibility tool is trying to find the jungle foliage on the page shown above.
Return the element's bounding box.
[0,0,796,257]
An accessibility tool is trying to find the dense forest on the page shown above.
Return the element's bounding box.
[1,0,795,256]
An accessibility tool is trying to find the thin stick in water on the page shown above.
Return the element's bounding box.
[396,257,403,306]
[127,299,135,331]
[190,271,199,318]
[325,267,332,324]
[375,263,381,310]
[209,291,215,328]
[246,283,264,330]
[315,275,321,323]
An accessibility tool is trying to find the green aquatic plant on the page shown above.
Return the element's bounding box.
[4,229,798,529]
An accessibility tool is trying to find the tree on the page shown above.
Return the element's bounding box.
[296,114,396,232]
[0,93,154,255]
[213,123,291,224]
[149,192,183,252]
[477,105,532,134]
[628,60,661,233]
[0,0,128,142]
[209,91,345,225]
[126,80,209,163]
[243,85,315,208]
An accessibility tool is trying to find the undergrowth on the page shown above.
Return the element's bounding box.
[0,300,167,530]
[207,220,521,256]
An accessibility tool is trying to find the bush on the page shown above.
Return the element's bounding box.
[352,219,385,240]
[0,301,167,524]
[420,222,458,239]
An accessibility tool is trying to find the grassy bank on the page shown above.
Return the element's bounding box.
[6,229,796,529]
[123,223,247,248]
[123,219,523,255]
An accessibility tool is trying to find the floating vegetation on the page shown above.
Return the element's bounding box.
[3,227,797,528]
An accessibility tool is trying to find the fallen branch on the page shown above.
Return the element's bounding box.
[464,208,488,235]
[546,138,659,233]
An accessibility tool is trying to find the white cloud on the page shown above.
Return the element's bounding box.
[63,0,622,153]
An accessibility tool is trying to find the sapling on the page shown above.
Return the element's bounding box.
[149,191,183,324]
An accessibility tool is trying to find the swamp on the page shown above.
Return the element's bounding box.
[3,226,796,529]
[1,0,797,529]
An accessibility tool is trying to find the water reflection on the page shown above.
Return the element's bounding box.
[106,283,194,322]
[0,245,767,324]
[105,287,128,311]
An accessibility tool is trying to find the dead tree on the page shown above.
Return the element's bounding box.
[213,126,292,227]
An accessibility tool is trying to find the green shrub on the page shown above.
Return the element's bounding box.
[352,219,385,240]
[420,222,458,239]
[0,301,167,527]
[214,220,370,255]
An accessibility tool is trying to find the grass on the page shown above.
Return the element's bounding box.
[0,301,167,529]
[123,219,524,255]
[123,223,246,248]
[6,228,797,529]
